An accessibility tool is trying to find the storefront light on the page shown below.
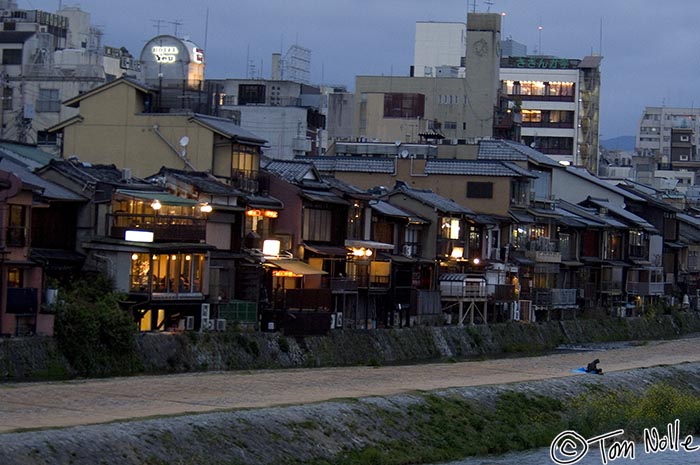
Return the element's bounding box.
[451,247,464,259]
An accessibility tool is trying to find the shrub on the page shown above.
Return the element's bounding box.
[53,272,140,376]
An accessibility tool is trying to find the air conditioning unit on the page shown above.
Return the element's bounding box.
[201,303,210,319]
[216,319,227,331]
[185,316,195,330]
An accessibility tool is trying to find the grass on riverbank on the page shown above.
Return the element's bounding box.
[305,381,700,465]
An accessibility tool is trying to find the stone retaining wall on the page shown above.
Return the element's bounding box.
[2,313,700,381]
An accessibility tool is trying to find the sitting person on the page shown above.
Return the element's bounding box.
[586,358,603,374]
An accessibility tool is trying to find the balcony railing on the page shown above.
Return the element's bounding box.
[108,213,206,242]
[525,239,561,263]
[600,280,623,293]
[530,288,577,308]
[231,169,270,194]
[627,281,665,296]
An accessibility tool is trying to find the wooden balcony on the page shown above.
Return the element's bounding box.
[108,213,206,242]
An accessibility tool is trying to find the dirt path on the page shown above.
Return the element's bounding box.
[1,336,699,433]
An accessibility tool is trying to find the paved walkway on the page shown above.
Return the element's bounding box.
[2,336,700,433]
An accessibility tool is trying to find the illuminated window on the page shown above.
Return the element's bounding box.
[441,218,461,240]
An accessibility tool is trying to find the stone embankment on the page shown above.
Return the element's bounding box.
[2,313,700,381]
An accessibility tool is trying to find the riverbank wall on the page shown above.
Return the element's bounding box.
[2,361,700,465]
[2,313,700,381]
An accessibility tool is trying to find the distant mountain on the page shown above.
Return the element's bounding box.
[601,135,635,152]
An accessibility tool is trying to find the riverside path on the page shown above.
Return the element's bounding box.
[2,336,700,432]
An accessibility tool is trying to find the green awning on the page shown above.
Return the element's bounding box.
[116,189,198,206]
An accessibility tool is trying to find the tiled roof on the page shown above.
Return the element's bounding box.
[392,183,475,216]
[307,156,396,174]
[263,159,318,184]
[320,175,368,195]
[45,159,149,186]
[424,159,534,177]
[478,139,561,167]
[151,167,243,196]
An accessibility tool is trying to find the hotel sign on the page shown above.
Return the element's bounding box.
[152,45,179,64]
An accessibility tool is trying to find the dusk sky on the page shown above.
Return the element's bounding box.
[23,1,700,140]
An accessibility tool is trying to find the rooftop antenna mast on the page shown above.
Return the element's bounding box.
[168,19,183,37]
[151,19,167,35]
[484,0,493,12]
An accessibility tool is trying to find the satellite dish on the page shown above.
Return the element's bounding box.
[400,149,410,159]
[179,136,190,147]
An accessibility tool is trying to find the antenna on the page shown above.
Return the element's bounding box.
[168,19,183,37]
[484,0,493,12]
[203,8,209,52]
[151,19,167,35]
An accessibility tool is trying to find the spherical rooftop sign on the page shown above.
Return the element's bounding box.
[140,35,205,89]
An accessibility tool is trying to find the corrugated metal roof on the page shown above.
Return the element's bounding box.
[586,198,657,232]
[0,158,86,202]
[191,114,267,146]
[301,189,349,205]
[0,142,56,168]
[566,167,645,201]
[370,200,428,224]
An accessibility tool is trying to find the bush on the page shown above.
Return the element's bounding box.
[54,272,140,376]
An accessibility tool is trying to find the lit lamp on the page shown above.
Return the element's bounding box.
[472,258,481,265]
[200,203,213,213]
[450,247,464,260]
[352,247,373,258]
[151,199,162,211]
[262,239,281,257]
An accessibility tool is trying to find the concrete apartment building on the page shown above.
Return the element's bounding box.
[412,21,466,78]
[0,1,138,151]
[353,13,501,143]
[636,106,700,163]
[500,55,602,173]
